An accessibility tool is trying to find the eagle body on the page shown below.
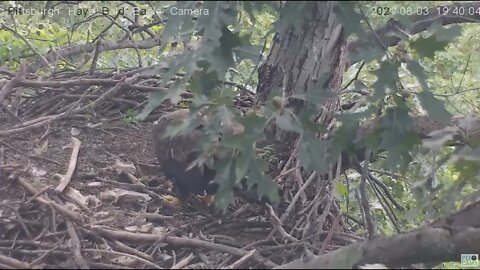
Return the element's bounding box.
[152,109,218,204]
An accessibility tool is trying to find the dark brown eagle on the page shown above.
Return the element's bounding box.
[152,108,243,207]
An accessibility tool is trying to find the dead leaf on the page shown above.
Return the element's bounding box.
[33,139,49,155]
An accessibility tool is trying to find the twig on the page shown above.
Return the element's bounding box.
[66,221,89,269]
[368,168,405,180]
[368,173,404,211]
[111,240,153,261]
[0,141,61,166]
[266,204,297,243]
[30,245,60,266]
[88,262,131,269]
[0,254,32,269]
[0,75,21,111]
[0,103,78,137]
[0,263,15,269]
[0,203,33,239]
[341,61,365,91]
[319,212,342,254]
[83,249,162,269]
[368,178,402,234]
[194,251,212,269]
[89,39,102,75]
[280,171,317,223]
[358,152,375,237]
[10,175,83,224]
[89,226,278,268]
[80,77,126,111]
[171,253,195,269]
[227,249,257,269]
[55,137,81,193]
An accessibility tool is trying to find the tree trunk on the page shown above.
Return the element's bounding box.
[256,1,347,146]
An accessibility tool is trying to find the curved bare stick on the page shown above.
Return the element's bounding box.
[54,137,81,193]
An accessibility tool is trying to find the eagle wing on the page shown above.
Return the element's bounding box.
[152,110,205,175]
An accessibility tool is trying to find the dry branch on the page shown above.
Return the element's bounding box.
[171,253,195,269]
[227,249,257,269]
[277,200,480,268]
[25,38,163,73]
[10,175,83,224]
[66,221,89,269]
[55,137,81,193]
[89,226,278,268]
[277,227,480,269]
[0,254,32,269]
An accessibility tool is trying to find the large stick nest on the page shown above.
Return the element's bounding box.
[0,69,355,269]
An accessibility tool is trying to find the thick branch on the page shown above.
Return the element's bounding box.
[337,114,480,174]
[276,227,480,269]
[347,2,480,67]
[25,37,162,73]
[276,201,480,269]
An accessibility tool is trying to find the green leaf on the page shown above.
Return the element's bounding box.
[163,114,203,138]
[383,133,418,173]
[193,67,220,96]
[335,2,367,38]
[196,2,235,46]
[275,110,303,133]
[222,113,266,149]
[216,105,236,124]
[191,94,212,108]
[304,84,334,106]
[271,1,306,34]
[242,2,258,24]
[348,46,386,65]
[297,106,325,134]
[233,35,262,64]
[299,133,329,175]
[429,23,462,42]
[235,151,253,183]
[410,35,448,60]
[329,116,361,159]
[289,75,333,107]
[377,107,420,172]
[370,60,401,101]
[161,2,196,40]
[406,60,429,91]
[212,158,236,209]
[335,181,348,197]
[247,160,279,203]
[207,27,243,79]
[136,90,168,120]
[417,91,452,125]
[242,1,272,24]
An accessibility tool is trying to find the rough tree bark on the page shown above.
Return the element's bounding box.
[255,1,480,267]
[256,1,347,145]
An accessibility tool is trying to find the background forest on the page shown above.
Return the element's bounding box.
[1,1,480,269]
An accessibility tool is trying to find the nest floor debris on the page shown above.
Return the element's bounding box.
[0,71,352,269]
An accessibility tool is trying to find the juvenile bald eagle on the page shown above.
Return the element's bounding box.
[152,108,242,207]
[153,108,282,208]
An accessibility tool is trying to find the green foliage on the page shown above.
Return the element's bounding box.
[338,0,480,244]
[370,60,401,101]
[416,91,452,125]
[120,109,141,129]
[3,1,480,254]
[299,133,329,175]
[410,23,462,60]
